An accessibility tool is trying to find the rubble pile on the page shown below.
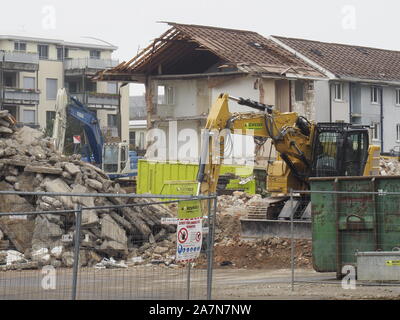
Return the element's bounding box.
[0,115,177,270]
[195,191,313,269]
[380,157,400,176]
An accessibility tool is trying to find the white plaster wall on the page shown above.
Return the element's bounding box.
[313,80,330,122]
[382,86,400,153]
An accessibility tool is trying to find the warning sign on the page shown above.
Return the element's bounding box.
[176,218,203,262]
[73,135,81,144]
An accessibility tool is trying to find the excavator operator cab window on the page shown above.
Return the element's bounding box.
[103,144,119,173]
[313,131,339,177]
[342,131,368,176]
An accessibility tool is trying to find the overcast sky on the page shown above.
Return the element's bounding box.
[1,0,398,95]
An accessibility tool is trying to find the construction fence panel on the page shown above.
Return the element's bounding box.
[290,189,400,299]
[0,191,217,300]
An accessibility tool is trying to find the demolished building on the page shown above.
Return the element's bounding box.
[95,22,325,164]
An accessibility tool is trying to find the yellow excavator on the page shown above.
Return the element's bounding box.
[197,93,380,238]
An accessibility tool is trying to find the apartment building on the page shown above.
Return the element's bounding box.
[271,36,400,153]
[0,35,129,143]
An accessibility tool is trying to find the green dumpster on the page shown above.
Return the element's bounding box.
[310,176,400,278]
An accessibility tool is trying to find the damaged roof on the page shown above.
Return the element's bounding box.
[95,22,324,81]
[273,36,400,83]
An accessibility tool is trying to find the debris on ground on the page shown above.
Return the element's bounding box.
[196,191,313,269]
[0,115,177,269]
[380,157,400,176]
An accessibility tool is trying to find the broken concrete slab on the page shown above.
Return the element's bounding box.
[64,163,81,176]
[0,181,36,213]
[42,178,73,209]
[100,215,128,246]
[99,240,128,256]
[31,216,63,252]
[0,218,35,253]
[25,165,63,175]
[14,126,43,146]
[85,178,103,192]
[71,185,99,227]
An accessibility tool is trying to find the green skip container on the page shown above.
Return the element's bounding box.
[309,176,400,278]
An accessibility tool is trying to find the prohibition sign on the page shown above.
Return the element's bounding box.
[178,227,188,244]
[195,232,201,242]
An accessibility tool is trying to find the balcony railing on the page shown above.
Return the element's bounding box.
[72,92,119,107]
[64,58,119,71]
[1,88,40,104]
[0,51,39,65]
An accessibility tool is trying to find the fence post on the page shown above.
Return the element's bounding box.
[187,262,191,300]
[206,195,217,300]
[71,205,82,300]
[290,189,295,292]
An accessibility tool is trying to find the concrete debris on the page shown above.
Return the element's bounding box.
[94,257,128,269]
[380,158,400,176]
[0,119,177,269]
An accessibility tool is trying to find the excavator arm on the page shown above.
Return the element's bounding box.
[196,93,380,197]
[197,93,316,196]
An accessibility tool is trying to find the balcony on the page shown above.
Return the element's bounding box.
[72,92,119,108]
[64,58,119,75]
[0,51,39,71]
[1,88,40,105]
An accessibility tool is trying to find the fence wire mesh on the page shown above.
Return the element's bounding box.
[289,189,400,299]
[0,191,217,300]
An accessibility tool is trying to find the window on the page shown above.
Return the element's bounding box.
[67,81,78,93]
[334,83,343,101]
[372,122,380,140]
[46,78,58,100]
[295,81,304,102]
[22,110,35,124]
[46,111,56,123]
[139,132,145,149]
[85,80,96,92]
[129,131,136,147]
[107,114,117,127]
[157,85,175,105]
[371,86,379,104]
[397,124,400,142]
[23,77,35,90]
[396,89,400,106]
[57,47,69,60]
[4,72,17,87]
[107,82,118,94]
[90,50,101,59]
[14,41,26,52]
[38,44,49,59]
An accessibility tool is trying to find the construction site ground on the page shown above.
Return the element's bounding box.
[2,266,400,300]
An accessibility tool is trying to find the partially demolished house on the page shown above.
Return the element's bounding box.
[96,22,325,162]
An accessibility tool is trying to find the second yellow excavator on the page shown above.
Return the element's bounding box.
[197,94,380,238]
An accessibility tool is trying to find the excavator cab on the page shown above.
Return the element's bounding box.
[102,142,131,178]
[311,123,370,177]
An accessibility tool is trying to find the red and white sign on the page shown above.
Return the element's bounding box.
[176,218,203,263]
[73,135,81,144]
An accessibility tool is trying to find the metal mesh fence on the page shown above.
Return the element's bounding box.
[0,191,217,300]
[289,189,400,299]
